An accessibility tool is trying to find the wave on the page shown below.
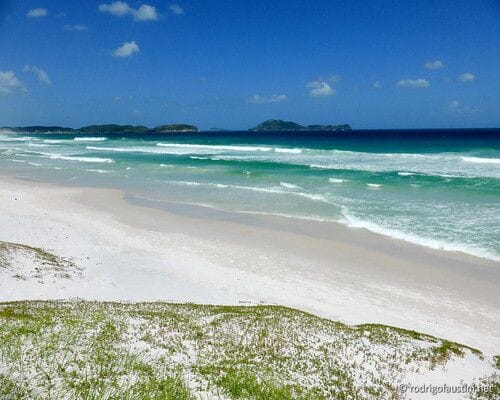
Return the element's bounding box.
[157,143,273,152]
[74,137,108,142]
[398,171,477,179]
[28,143,51,147]
[43,139,66,144]
[292,192,330,203]
[280,182,301,189]
[190,156,211,160]
[397,172,416,176]
[341,211,499,261]
[461,156,500,164]
[157,142,304,154]
[309,164,332,170]
[329,178,346,183]
[367,183,382,189]
[86,169,111,174]
[168,180,332,204]
[87,145,193,155]
[38,152,114,163]
[82,142,500,178]
[275,147,302,154]
[171,180,285,194]
[0,135,31,142]
[87,146,142,153]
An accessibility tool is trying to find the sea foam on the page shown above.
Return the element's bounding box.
[341,211,499,262]
[74,137,108,142]
[461,156,500,164]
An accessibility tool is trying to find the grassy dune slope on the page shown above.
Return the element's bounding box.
[0,301,497,400]
[0,243,498,399]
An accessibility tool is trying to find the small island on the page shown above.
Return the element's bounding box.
[153,124,198,133]
[2,123,199,134]
[250,119,352,132]
[2,120,351,134]
[1,126,75,134]
[76,125,150,134]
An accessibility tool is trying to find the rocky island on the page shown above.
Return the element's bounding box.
[1,126,75,134]
[2,123,199,134]
[76,125,150,134]
[153,124,198,133]
[250,119,352,131]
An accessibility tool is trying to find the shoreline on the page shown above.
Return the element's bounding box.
[0,174,498,353]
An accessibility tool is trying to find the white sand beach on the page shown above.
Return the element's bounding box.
[0,174,498,355]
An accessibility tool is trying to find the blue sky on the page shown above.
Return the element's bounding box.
[0,0,499,129]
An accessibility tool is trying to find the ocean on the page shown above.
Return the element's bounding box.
[1,128,499,261]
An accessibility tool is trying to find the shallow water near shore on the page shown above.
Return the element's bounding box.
[1,128,499,261]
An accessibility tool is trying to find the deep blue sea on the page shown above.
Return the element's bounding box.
[1,128,499,260]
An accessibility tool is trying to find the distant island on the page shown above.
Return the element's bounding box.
[2,120,352,134]
[153,124,199,133]
[76,125,150,134]
[250,119,352,131]
[0,126,76,134]
[2,123,199,134]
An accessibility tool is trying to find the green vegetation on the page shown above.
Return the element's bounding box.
[1,125,75,133]
[77,124,150,134]
[0,241,81,281]
[2,120,352,134]
[1,123,198,134]
[250,119,352,131]
[0,301,496,399]
[154,124,198,133]
[251,119,305,131]
[306,123,352,131]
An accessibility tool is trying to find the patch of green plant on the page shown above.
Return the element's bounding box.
[0,300,492,400]
[0,374,33,399]
[216,368,323,400]
[131,375,195,400]
[426,340,465,366]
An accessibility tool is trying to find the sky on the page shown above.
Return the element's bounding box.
[0,0,499,130]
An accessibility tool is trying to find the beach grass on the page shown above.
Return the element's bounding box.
[0,243,498,399]
[0,241,81,281]
[0,300,497,400]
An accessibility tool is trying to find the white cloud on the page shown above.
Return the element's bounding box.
[98,2,158,21]
[459,72,475,82]
[169,4,184,15]
[424,60,444,70]
[307,81,335,97]
[99,1,131,16]
[249,94,287,104]
[113,41,140,57]
[0,71,25,94]
[373,80,382,89]
[27,8,48,18]
[134,5,158,21]
[446,99,478,114]
[65,24,88,31]
[397,78,430,88]
[23,65,52,85]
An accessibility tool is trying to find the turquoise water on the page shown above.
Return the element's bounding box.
[1,129,499,261]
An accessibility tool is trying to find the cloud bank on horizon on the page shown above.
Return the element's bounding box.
[1,0,498,129]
